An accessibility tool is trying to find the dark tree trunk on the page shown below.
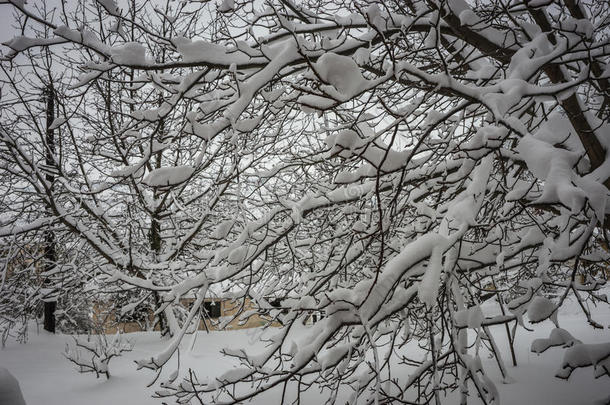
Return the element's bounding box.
[43,301,56,333]
[43,85,56,333]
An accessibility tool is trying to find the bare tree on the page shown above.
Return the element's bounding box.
[64,333,133,379]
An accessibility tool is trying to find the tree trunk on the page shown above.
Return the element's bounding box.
[43,84,56,333]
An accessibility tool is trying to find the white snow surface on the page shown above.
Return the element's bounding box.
[314,52,368,99]
[96,0,120,15]
[1,299,609,404]
[109,42,149,65]
[142,166,194,187]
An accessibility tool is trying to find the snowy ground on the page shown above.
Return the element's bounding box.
[1,298,609,405]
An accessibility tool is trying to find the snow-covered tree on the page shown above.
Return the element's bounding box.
[2,0,610,403]
[0,13,81,338]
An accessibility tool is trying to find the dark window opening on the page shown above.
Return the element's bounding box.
[270,298,288,314]
[203,300,221,318]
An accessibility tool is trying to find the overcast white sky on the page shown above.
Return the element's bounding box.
[0,4,20,46]
[0,1,65,55]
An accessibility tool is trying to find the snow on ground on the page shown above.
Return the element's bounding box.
[490,311,610,405]
[1,298,609,405]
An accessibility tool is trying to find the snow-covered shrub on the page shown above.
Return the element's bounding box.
[64,334,133,379]
[0,245,42,346]
[0,318,14,349]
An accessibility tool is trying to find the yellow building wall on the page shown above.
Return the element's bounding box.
[94,297,280,334]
